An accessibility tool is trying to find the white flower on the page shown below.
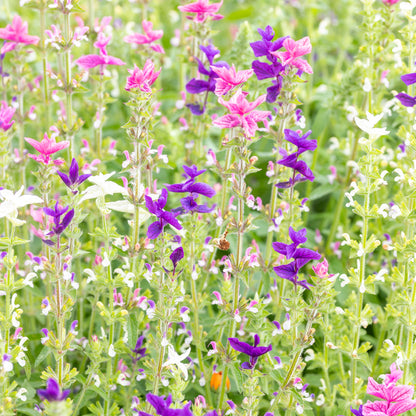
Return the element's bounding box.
[0,187,43,226]
[93,373,101,387]
[316,394,325,406]
[80,172,127,203]
[108,344,116,357]
[22,272,36,288]
[339,274,350,287]
[363,77,372,92]
[384,339,395,352]
[84,268,96,284]
[102,252,110,267]
[390,205,401,219]
[117,373,131,386]
[378,204,389,218]
[162,345,191,380]
[16,388,27,401]
[304,349,315,362]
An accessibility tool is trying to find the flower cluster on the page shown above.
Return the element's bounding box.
[277,129,317,187]
[186,43,229,115]
[250,26,312,103]
[273,227,321,289]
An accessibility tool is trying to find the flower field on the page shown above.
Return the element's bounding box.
[0,0,415,415]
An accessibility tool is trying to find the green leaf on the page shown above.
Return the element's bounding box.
[230,363,244,392]
[309,184,339,201]
[34,346,51,368]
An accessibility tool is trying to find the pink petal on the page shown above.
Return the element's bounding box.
[292,58,313,74]
[212,114,240,129]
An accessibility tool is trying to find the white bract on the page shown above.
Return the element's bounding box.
[355,112,389,139]
[0,187,43,226]
[80,172,127,203]
[162,345,191,380]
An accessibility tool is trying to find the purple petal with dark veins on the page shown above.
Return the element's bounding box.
[147,221,163,239]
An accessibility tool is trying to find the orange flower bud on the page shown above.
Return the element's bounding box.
[210,372,230,391]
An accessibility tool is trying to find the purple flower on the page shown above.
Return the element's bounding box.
[43,201,74,237]
[57,158,91,193]
[396,70,416,107]
[401,72,416,85]
[145,189,182,239]
[228,334,272,369]
[277,129,317,184]
[396,92,416,107]
[168,246,184,276]
[250,26,289,103]
[186,43,229,115]
[131,335,147,364]
[37,378,70,402]
[137,393,193,416]
[350,406,363,416]
[166,165,215,214]
[272,227,321,289]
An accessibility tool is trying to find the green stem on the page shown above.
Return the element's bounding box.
[63,11,74,159]
[218,157,245,410]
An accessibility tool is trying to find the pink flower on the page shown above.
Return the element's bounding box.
[211,64,254,96]
[125,60,161,93]
[178,0,224,23]
[76,33,125,70]
[213,90,271,137]
[382,0,400,4]
[124,20,165,54]
[0,15,40,54]
[0,101,15,132]
[75,53,125,70]
[363,363,416,416]
[25,133,69,165]
[311,258,334,278]
[272,36,313,75]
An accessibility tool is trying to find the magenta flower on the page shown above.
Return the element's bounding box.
[76,53,125,70]
[0,101,15,132]
[178,0,223,23]
[75,33,125,71]
[382,0,400,4]
[124,20,164,54]
[272,37,313,74]
[25,133,69,165]
[213,90,271,137]
[125,60,161,93]
[363,363,416,416]
[0,15,39,54]
[211,64,254,96]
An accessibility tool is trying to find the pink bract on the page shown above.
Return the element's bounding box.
[213,90,271,137]
[0,101,16,132]
[363,363,416,416]
[178,0,224,23]
[272,36,313,75]
[124,20,164,54]
[0,15,40,54]
[125,60,161,93]
[211,64,253,96]
[25,133,69,165]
